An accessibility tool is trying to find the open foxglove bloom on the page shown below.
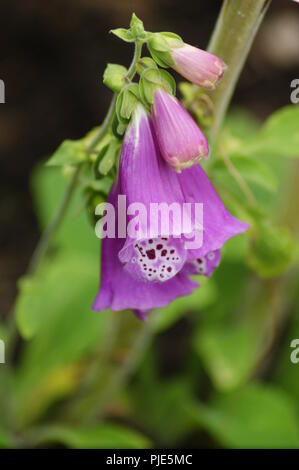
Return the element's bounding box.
[152,89,209,171]
[170,42,227,90]
[93,105,248,317]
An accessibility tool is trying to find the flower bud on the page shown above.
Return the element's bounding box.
[148,32,226,90]
[152,88,209,171]
[169,42,226,90]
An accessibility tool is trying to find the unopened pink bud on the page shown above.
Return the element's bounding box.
[171,43,226,90]
[152,89,209,172]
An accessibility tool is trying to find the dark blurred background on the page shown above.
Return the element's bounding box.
[0,0,299,318]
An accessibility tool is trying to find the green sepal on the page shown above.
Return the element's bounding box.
[139,67,176,106]
[95,137,121,176]
[147,32,179,68]
[136,57,158,75]
[111,113,128,138]
[110,28,135,43]
[110,13,146,43]
[159,31,183,47]
[103,63,128,93]
[116,83,140,123]
[129,13,146,41]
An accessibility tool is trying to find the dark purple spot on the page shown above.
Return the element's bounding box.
[161,249,167,257]
[146,249,156,260]
[156,244,163,250]
[149,239,153,244]
[167,267,172,273]
[170,249,175,254]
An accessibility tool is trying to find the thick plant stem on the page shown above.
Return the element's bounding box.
[208,0,271,141]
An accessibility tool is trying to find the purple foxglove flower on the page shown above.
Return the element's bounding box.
[152,89,209,171]
[93,105,248,316]
[170,43,226,90]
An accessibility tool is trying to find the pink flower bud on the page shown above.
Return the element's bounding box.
[152,88,209,171]
[170,43,226,90]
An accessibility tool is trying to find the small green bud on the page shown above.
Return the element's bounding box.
[103,63,128,93]
[139,67,176,106]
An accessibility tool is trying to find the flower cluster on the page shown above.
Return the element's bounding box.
[93,16,248,319]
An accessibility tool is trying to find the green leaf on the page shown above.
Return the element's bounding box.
[212,154,278,192]
[103,63,127,93]
[0,427,14,449]
[190,383,299,448]
[29,423,151,449]
[46,139,86,167]
[247,220,294,278]
[110,28,135,43]
[245,105,299,159]
[193,323,262,391]
[31,165,98,254]
[131,353,195,446]
[13,252,109,427]
[152,276,217,332]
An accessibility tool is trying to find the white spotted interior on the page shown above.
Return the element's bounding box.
[133,237,183,282]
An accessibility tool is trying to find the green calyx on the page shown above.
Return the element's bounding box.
[136,57,158,75]
[95,136,121,176]
[114,83,141,136]
[147,32,183,68]
[110,13,148,43]
[139,67,176,107]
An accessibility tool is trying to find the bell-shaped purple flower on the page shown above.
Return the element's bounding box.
[170,43,226,90]
[93,105,248,316]
[152,89,209,171]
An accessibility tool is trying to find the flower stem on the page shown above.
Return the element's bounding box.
[208,0,271,142]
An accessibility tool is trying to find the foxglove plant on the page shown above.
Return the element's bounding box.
[93,105,248,317]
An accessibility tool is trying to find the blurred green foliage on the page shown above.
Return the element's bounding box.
[1,105,298,449]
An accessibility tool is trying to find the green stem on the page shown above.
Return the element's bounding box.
[208,0,271,142]
[27,165,82,275]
